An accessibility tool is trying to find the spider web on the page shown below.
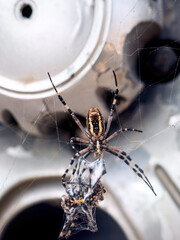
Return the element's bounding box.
[59,156,106,239]
[0,1,180,240]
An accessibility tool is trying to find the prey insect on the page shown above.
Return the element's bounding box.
[48,71,156,196]
[59,155,106,239]
[60,181,106,239]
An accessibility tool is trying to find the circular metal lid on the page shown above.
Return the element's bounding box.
[0,0,110,95]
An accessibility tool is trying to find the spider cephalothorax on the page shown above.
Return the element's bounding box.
[48,71,156,196]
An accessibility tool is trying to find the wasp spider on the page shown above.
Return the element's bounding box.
[48,71,156,196]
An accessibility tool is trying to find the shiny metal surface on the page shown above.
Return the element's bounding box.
[0,0,163,135]
[0,1,180,240]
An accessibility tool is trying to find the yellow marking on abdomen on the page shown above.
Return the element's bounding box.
[89,117,94,135]
[98,116,103,135]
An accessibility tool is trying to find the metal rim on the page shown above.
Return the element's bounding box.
[0,0,111,98]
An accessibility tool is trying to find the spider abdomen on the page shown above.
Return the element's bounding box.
[87,108,105,138]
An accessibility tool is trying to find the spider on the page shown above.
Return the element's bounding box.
[48,71,156,196]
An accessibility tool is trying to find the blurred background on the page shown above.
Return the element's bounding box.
[0,0,179,239]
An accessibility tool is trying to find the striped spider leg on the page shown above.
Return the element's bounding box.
[48,71,156,195]
[61,147,90,188]
[104,145,156,196]
[65,147,106,198]
[48,72,90,139]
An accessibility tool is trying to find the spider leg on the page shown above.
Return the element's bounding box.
[119,151,155,194]
[70,145,91,178]
[105,145,156,196]
[72,151,90,183]
[69,147,91,182]
[61,154,78,188]
[76,150,91,177]
[76,151,92,183]
[70,137,89,152]
[106,128,143,142]
[48,72,89,138]
[70,137,89,145]
[70,147,105,190]
[104,71,119,137]
[62,147,91,188]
